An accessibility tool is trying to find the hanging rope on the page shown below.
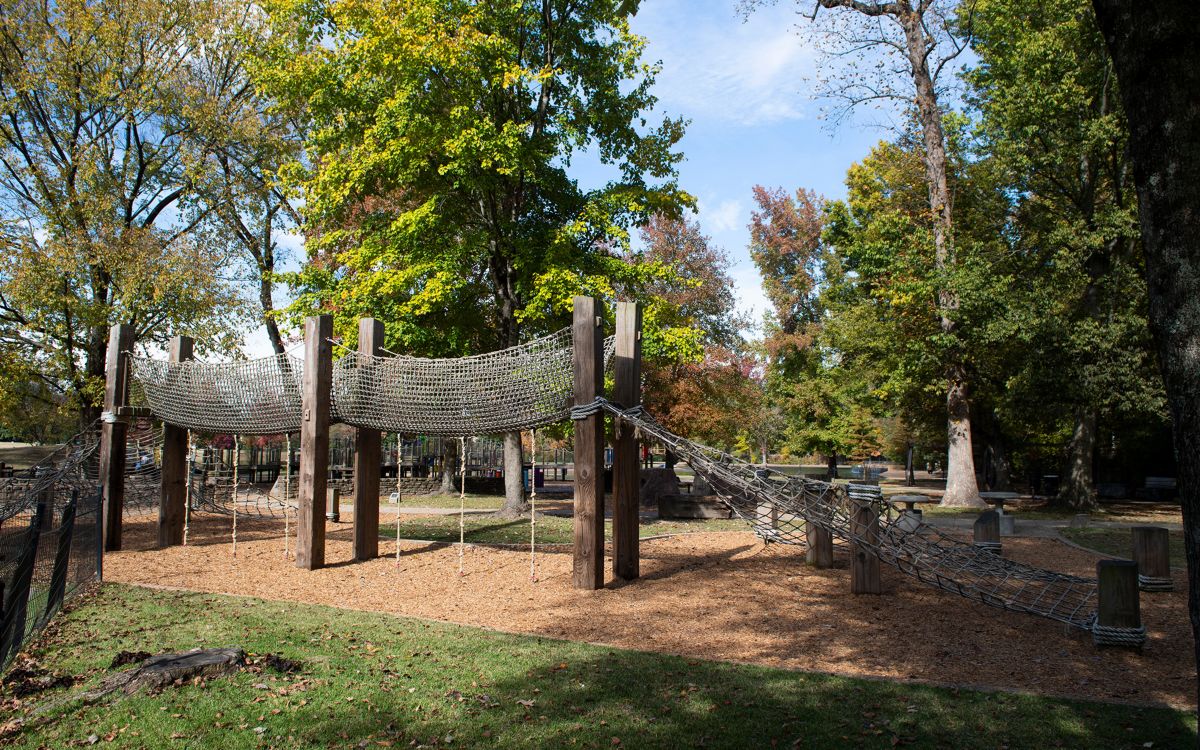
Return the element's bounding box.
[394,434,403,569]
[183,430,193,547]
[231,435,239,558]
[283,434,292,559]
[529,428,538,583]
[458,437,467,577]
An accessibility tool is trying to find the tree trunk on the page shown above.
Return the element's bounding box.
[905,444,916,486]
[1058,407,1099,510]
[440,440,457,495]
[941,368,984,507]
[826,452,838,481]
[1091,0,1200,721]
[495,431,527,518]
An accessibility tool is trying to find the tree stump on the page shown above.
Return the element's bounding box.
[87,648,246,698]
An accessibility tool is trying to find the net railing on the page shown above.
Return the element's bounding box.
[589,398,1099,631]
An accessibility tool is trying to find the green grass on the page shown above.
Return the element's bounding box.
[1061,527,1187,568]
[4,585,1193,749]
[396,493,508,510]
[381,514,748,545]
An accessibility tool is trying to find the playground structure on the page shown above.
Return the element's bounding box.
[0,297,1163,659]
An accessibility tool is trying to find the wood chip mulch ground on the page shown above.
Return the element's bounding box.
[103,512,1194,710]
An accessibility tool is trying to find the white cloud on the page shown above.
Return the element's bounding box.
[634,0,818,126]
[697,197,743,234]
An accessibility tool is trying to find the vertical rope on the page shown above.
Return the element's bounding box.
[283,433,291,559]
[183,431,193,547]
[530,428,538,583]
[231,435,239,558]
[458,436,467,577]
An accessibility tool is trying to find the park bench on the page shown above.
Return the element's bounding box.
[1136,476,1176,501]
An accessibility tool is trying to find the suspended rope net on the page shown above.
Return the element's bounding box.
[332,328,616,436]
[580,398,1100,631]
[129,353,303,435]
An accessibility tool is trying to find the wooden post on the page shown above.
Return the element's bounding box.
[1131,526,1173,591]
[973,510,1001,554]
[612,301,641,581]
[806,524,833,568]
[353,318,384,561]
[158,335,193,547]
[755,501,780,540]
[99,323,134,552]
[1095,560,1145,647]
[850,501,881,594]
[296,315,333,570]
[572,296,605,590]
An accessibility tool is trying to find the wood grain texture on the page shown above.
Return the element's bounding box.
[353,318,384,561]
[158,336,193,547]
[296,315,332,570]
[612,301,641,580]
[99,324,134,552]
[572,296,605,590]
[850,501,881,594]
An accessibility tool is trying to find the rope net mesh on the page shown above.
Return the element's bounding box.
[130,353,303,435]
[591,399,1099,631]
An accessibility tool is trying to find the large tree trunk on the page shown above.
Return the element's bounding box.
[1058,407,1099,510]
[440,440,457,495]
[826,452,838,481]
[495,430,527,518]
[941,369,984,507]
[1091,0,1200,722]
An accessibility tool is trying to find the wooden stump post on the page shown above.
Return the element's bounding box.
[99,323,134,552]
[296,315,333,570]
[612,300,641,581]
[755,501,780,541]
[807,524,833,568]
[572,296,605,590]
[973,510,1002,554]
[1131,526,1173,591]
[850,501,881,594]
[158,335,193,547]
[1094,559,1145,647]
[353,319,384,561]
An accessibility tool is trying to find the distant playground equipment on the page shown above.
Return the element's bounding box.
[2,297,1172,656]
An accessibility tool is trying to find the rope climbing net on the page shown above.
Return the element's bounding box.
[130,353,303,435]
[579,397,1101,632]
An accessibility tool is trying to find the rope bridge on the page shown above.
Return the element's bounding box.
[582,397,1100,632]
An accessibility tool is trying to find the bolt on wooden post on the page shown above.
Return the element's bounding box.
[158,335,193,547]
[296,315,333,570]
[353,318,384,561]
[572,296,605,590]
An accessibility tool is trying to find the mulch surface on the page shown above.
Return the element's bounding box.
[104,512,1195,710]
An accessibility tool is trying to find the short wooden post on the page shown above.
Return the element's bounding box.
[973,510,1001,554]
[158,335,193,547]
[326,487,340,523]
[99,323,134,552]
[850,501,881,594]
[807,524,833,568]
[1094,560,1145,647]
[353,319,383,561]
[755,501,780,540]
[612,301,641,581]
[572,296,605,590]
[296,315,333,570]
[1131,526,1173,591]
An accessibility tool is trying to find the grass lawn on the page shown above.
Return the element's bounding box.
[3,585,1193,749]
[380,514,748,545]
[1060,526,1187,569]
[397,493,508,510]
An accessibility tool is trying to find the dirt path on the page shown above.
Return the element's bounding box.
[104,512,1195,710]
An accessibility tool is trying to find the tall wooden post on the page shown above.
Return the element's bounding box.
[353,318,384,561]
[296,315,333,570]
[99,323,134,551]
[850,501,881,594]
[158,335,193,547]
[1094,559,1145,648]
[612,301,641,581]
[806,524,833,568]
[572,296,605,590]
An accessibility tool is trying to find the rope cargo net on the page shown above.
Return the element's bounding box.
[129,328,614,437]
[583,398,1100,632]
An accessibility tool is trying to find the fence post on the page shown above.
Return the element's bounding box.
[572,296,605,590]
[612,300,641,581]
[158,336,194,547]
[0,506,44,666]
[95,487,104,582]
[353,318,384,561]
[99,323,134,551]
[43,491,78,624]
[297,315,333,570]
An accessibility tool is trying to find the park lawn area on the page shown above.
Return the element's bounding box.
[3,585,1194,750]
[381,514,748,545]
[396,493,508,510]
[1061,526,1187,569]
[0,443,62,470]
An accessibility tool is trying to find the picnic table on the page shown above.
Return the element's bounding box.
[979,491,1019,535]
[887,494,936,512]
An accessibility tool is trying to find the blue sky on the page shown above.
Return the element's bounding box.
[245,0,889,355]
